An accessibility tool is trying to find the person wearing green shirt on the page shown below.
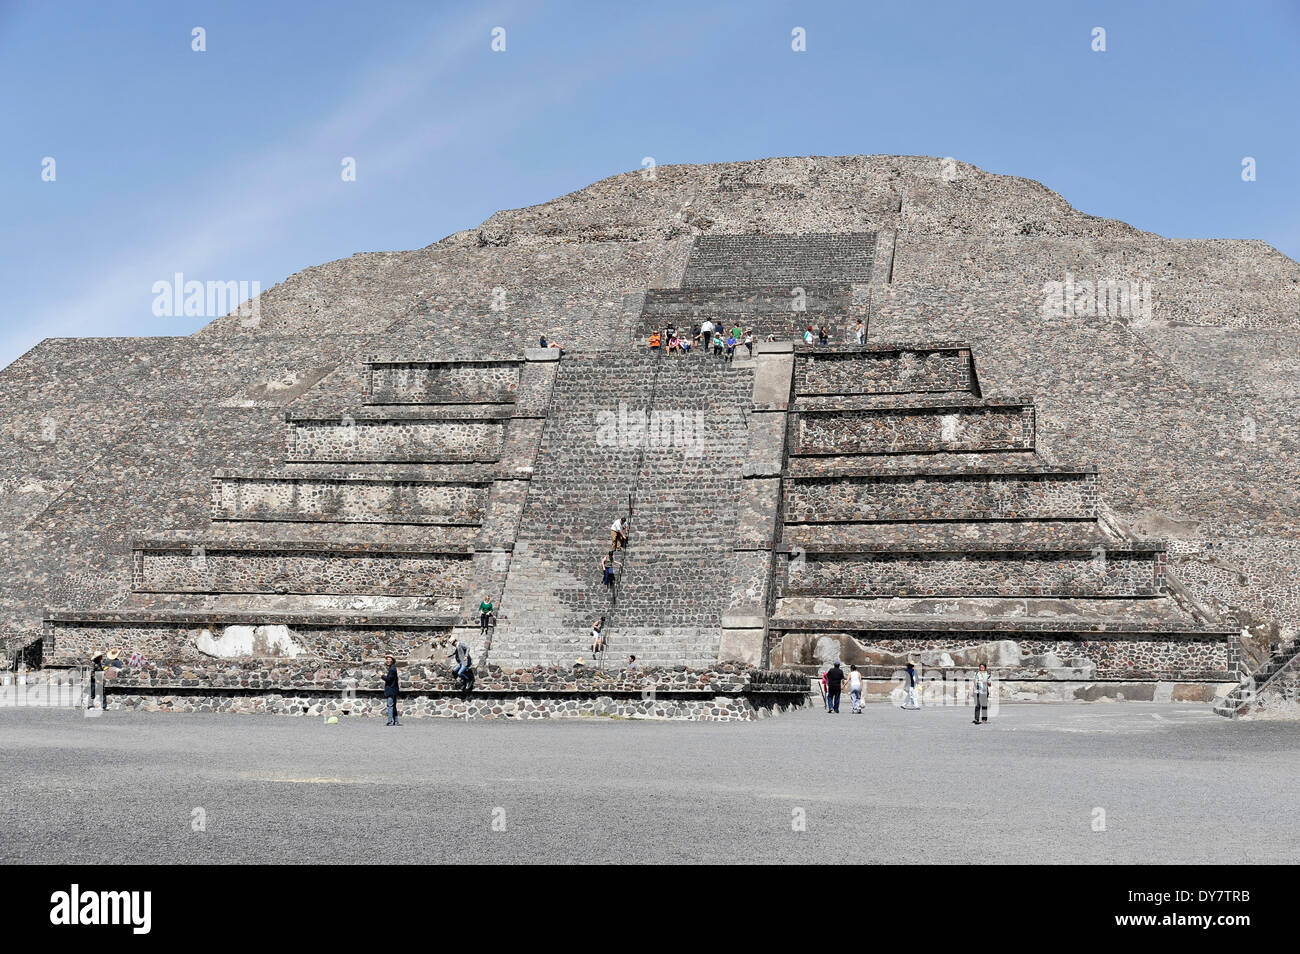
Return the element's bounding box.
[478,595,494,634]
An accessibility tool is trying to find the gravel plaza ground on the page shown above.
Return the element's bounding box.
[3,700,1297,865]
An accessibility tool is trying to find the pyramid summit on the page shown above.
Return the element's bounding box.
[5,154,1299,717]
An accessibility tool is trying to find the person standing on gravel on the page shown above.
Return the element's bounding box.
[901,660,921,710]
[848,664,864,713]
[86,651,108,711]
[973,663,991,724]
[824,662,845,714]
[383,654,401,726]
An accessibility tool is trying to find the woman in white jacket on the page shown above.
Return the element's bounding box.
[848,665,864,713]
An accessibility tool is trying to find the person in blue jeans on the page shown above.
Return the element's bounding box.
[449,638,473,690]
[382,654,401,726]
[824,662,845,714]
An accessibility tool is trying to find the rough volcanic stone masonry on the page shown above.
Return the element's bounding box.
[4,154,1293,716]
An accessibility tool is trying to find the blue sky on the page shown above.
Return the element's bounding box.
[2,0,1297,369]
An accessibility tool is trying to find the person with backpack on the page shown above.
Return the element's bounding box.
[824,662,845,714]
[601,552,617,590]
[591,617,606,657]
[848,664,864,713]
[382,654,401,726]
[973,663,991,724]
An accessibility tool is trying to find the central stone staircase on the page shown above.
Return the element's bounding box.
[488,351,753,667]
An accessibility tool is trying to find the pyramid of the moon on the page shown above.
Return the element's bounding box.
[5,155,1299,715]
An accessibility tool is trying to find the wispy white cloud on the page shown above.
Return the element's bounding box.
[4,5,518,363]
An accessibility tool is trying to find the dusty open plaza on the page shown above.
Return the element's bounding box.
[3,701,1296,865]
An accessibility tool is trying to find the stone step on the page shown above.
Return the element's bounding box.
[282,462,504,481]
[131,539,478,599]
[788,450,1045,476]
[642,284,852,313]
[211,471,491,525]
[769,618,1236,681]
[487,628,720,670]
[173,521,480,548]
[362,357,521,405]
[497,351,752,659]
[681,233,877,287]
[792,398,1035,456]
[42,608,457,668]
[777,544,1167,599]
[771,595,1213,633]
[284,413,507,464]
[638,283,853,341]
[782,519,1108,550]
[792,343,975,397]
[783,465,1099,523]
[1215,638,1300,717]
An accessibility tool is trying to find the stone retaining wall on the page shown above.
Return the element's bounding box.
[133,545,473,597]
[794,404,1034,454]
[783,469,1098,522]
[682,232,877,287]
[770,630,1229,678]
[793,346,971,395]
[287,418,505,463]
[83,663,812,721]
[43,617,455,667]
[365,360,520,405]
[780,549,1165,598]
[212,474,489,524]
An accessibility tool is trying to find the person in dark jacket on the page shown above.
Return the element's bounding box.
[825,662,845,714]
[87,652,107,711]
[901,660,921,710]
[449,638,473,690]
[383,655,401,726]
